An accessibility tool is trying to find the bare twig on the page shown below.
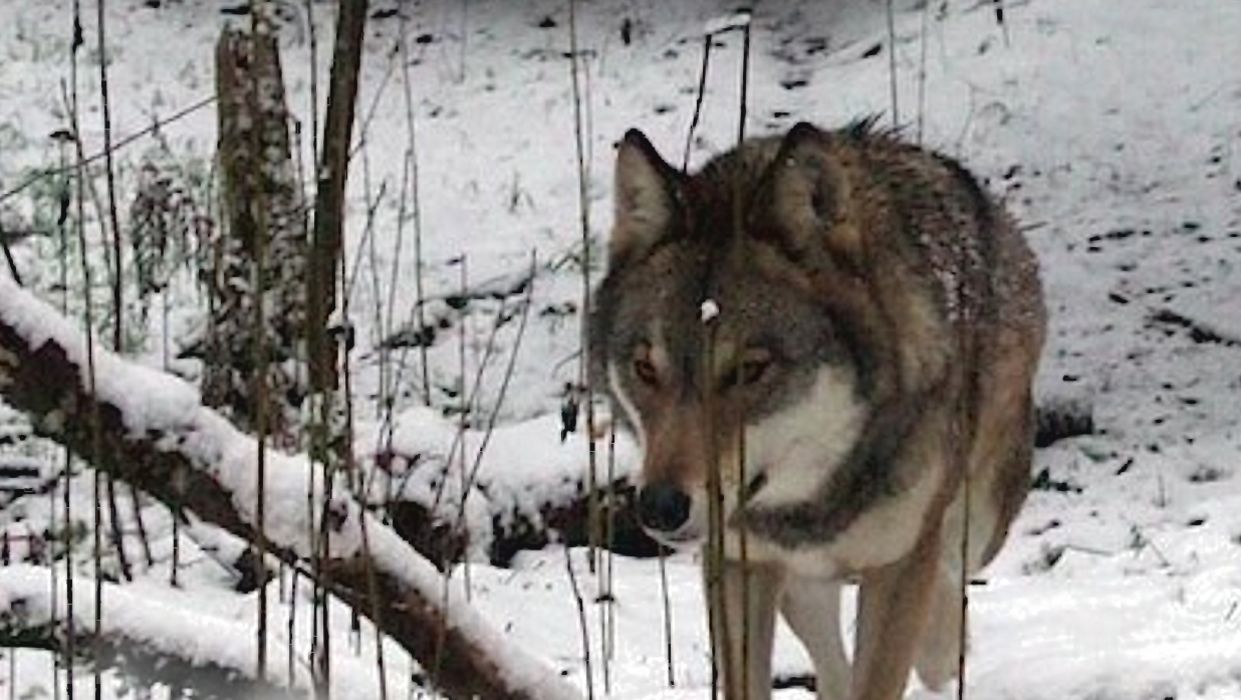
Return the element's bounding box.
[337,143,391,700]
[63,9,85,693]
[397,11,432,409]
[886,0,900,128]
[567,0,601,576]
[0,95,216,208]
[565,549,596,700]
[917,0,929,144]
[683,35,712,172]
[0,223,21,285]
[658,549,675,687]
[453,253,538,533]
[734,20,754,699]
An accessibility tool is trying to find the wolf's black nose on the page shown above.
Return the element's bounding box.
[637,482,691,533]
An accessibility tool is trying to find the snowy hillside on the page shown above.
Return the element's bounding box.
[2,0,1240,698]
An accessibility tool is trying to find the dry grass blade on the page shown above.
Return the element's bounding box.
[0,95,216,209]
[886,0,900,128]
[566,0,601,576]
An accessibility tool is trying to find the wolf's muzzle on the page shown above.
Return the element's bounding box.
[636,481,692,534]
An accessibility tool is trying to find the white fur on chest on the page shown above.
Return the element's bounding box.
[744,367,865,509]
[729,436,944,580]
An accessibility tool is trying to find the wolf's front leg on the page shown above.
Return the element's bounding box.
[849,525,942,700]
[780,576,850,700]
[708,559,783,700]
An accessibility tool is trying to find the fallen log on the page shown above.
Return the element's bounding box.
[0,274,581,700]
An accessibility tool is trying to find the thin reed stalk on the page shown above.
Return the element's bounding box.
[566,0,601,575]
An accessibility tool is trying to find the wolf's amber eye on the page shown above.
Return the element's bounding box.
[722,348,773,388]
[633,357,659,385]
[739,358,771,384]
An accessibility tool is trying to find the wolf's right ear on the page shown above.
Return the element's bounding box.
[755,122,861,265]
[612,129,680,263]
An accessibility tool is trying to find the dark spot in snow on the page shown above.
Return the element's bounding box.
[1187,464,1228,483]
[537,16,557,29]
[1089,228,1135,243]
[772,109,791,119]
[1035,401,1095,447]
[653,104,674,115]
[861,42,882,58]
[804,36,829,55]
[1149,308,1241,347]
[1030,467,1082,494]
[371,8,399,20]
[1187,516,1206,527]
[220,4,249,16]
[1182,220,1201,232]
[539,302,577,318]
[415,33,435,45]
[1023,544,1065,574]
[780,78,809,90]
[1026,518,1062,536]
[773,674,816,691]
[1115,457,1134,475]
[1108,292,1130,305]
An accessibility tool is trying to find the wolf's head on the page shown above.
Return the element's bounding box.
[590,124,876,548]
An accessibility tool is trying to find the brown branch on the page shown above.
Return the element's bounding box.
[307,0,368,395]
[0,277,580,700]
[386,475,660,568]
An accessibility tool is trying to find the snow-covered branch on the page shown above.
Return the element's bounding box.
[0,564,307,699]
[0,276,581,700]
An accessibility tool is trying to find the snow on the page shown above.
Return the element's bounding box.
[0,563,405,700]
[699,298,720,323]
[2,0,1241,698]
[0,272,362,559]
[0,564,308,688]
[703,11,753,36]
[0,273,579,698]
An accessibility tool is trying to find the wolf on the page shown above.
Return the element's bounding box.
[589,120,1045,700]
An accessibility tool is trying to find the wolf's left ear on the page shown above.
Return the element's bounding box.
[612,129,681,263]
[755,122,859,264]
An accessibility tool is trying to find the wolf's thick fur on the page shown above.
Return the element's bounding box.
[590,121,1044,699]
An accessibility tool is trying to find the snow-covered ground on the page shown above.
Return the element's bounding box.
[2,0,1241,697]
